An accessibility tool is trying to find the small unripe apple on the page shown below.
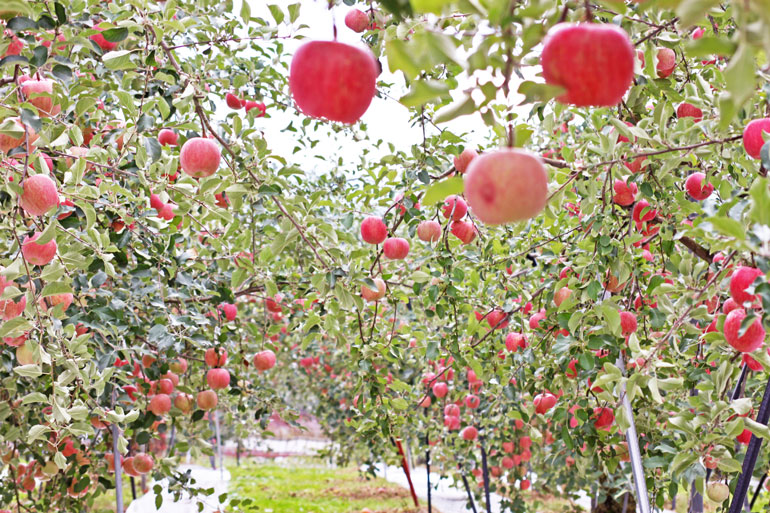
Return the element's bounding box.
[180,137,221,178]
[197,390,218,410]
[345,9,369,33]
[360,217,388,244]
[289,41,378,124]
[706,482,729,503]
[21,174,58,216]
[16,344,36,365]
[362,278,386,301]
[158,129,178,146]
[541,23,634,107]
[685,172,713,201]
[383,237,409,259]
[174,393,193,414]
[22,232,57,266]
[206,368,230,390]
[464,149,547,225]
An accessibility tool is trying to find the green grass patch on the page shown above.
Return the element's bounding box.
[227,460,430,513]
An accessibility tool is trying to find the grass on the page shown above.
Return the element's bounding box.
[227,460,434,513]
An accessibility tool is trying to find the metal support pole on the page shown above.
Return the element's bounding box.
[112,389,124,513]
[616,354,651,513]
[214,409,223,480]
[727,375,770,513]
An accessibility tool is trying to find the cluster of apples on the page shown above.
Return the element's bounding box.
[225,92,267,116]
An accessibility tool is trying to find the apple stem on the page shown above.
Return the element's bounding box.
[558,3,570,23]
[584,0,593,22]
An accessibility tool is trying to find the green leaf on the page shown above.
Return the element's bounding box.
[103,50,135,70]
[400,80,450,107]
[708,217,745,240]
[267,4,285,24]
[434,94,476,124]
[0,0,34,17]
[724,43,755,112]
[422,176,463,206]
[14,364,42,378]
[410,0,452,13]
[386,39,421,80]
[41,282,72,297]
[676,0,720,27]
[102,27,128,43]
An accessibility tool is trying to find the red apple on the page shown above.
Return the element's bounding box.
[197,390,218,410]
[90,25,118,51]
[742,118,770,159]
[620,311,637,335]
[383,237,409,259]
[730,266,763,304]
[724,309,765,352]
[204,348,227,367]
[656,47,676,78]
[206,368,230,390]
[22,232,57,265]
[361,278,386,302]
[226,93,243,109]
[289,41,378,124]
[345,9,369,33]
[133,453,154,474]
[360,216,388,244]
[0,117,37,154]
[21,174,58,216]
[461,426,478,441]
[180,137,221,178]
[677,103,703,121]
[417,220,441,242]
[612,178,637,206]
[454,148,478,173]
[685,172,713,201]
[148,394,171,416]
[253,349,276,371]
[533,392,556,414]
[21,79,56,117]
[540,23,635,107]
[451,220,476,244]
[432,382,448,398]
[442,195,467,220]
[464,148,547,225]
[158,129,178,146]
